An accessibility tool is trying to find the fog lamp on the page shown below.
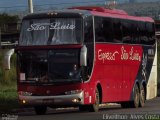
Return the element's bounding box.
[72,98,81,103]
[22,100,26,104]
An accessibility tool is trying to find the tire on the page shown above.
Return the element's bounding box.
[88,88,100,112]
[130,84,140,108]
[34,106,47,115]
[139,85,145,107]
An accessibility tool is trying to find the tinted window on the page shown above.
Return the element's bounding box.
[146,23,155,45]
[139,22,148,44]
[95,17,104,42]
[94,16,114,42]
[84,16,93,43]
[130,21,140,44]
[156,23,160,31]
[122,20,132,43]
[113,19,123,43]
[102,18,114,42]
[94,16,155,45]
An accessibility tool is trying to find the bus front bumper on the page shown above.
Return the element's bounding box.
[19,91,84,106]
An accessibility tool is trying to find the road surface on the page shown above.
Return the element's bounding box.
[2,97,160,120]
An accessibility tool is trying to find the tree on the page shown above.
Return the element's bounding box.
[0,13,20,33]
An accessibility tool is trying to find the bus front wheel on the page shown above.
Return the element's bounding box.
[34,106,47,115]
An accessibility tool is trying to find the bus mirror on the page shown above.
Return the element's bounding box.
[80,45,87,66]
[4,49,14,70]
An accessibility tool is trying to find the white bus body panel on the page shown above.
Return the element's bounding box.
[146,42,157,100]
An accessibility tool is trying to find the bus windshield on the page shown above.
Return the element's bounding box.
[19,18,83,46]
[18,49,81,84]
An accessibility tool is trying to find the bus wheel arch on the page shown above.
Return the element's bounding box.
[88,83,102,112]
[97,83,102,104]
[88,88,99,112]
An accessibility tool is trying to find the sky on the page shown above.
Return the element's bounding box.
[0,0,158,12]
[0,0,105,10]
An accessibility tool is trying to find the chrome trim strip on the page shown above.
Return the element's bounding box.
[19,91,84,105]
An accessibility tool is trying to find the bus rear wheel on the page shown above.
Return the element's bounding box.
[139,85,145,107]
[88,88,100,112]
[130,84,140,108]
[34,106,47,115]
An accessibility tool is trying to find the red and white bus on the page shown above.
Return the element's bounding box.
[17,6,157,114]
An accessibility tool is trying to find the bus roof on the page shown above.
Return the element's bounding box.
[22,9,90,20]
[71,6,154,23]
[71,6,128,15]
[23,6,154,23]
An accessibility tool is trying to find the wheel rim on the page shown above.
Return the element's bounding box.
[140,87,145,106]
[134,85,140,107]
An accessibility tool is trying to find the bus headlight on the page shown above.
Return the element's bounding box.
[65,89,83,95]
[22,100,26,104]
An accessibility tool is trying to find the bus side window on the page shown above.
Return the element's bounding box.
[139,22,147,44]
[95,17,105,42]
[122,20,132,44]
[102,18,114,42]
[95,16,114,43]
[146,23,155,45]
[84,16,93,43]
[113,19,123,43]
[130,21,140,44]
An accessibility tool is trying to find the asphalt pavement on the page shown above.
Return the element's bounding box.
[2,97,159,120]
